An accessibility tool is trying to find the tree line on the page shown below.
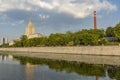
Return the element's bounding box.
[13,29,106,47]
[4,23,120,47]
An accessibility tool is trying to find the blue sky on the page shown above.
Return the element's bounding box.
[0,0,119,41]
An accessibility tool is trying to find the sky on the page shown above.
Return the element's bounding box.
[0,0,120,42]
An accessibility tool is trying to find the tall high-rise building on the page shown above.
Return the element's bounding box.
[2,37,8,44]
[25,18,43,39]
[2,37,5,44]
[25,18,35,37]
[94,11,97,29]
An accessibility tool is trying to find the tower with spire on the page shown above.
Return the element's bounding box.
[25,18,35,37]
[25,17,43,39]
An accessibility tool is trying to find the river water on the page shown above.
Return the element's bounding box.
[0,53,119,80]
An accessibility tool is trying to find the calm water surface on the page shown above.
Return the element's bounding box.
[0,54,119,80]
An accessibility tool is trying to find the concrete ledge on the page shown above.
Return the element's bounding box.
[0,46,120,56]
[1,46,120,65]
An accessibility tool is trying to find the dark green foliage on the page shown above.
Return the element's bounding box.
[13,55,120,79]
[14,56,105,77]
[106,27,115,37]
[1,23,120,47]
[114,23,120,41]
[108,67,120,80]
[13,29,106,47]
[74,29,105,45]
[0,43,9,47]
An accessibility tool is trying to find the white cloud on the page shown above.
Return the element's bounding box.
[11,23,16,27]
[28,0,59,10]
[39,14,50,20]
[0,0,117,18]
[0,0,33,11]
[19,20,25,24]
[28,0,117,18]
[11,20,25,27]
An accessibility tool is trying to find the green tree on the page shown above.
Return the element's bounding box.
[13,29,107,47]
[75,29,105,45]
[106,27,114,37]
[114,23,120,41]
[13,35,28,47]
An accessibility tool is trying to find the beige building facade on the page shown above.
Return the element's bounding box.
[25,18,35,37]
[25,18,43,39]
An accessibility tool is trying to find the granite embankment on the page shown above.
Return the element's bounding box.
[1,46,120,65]
[0,46,120,56]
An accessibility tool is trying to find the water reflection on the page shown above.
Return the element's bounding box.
[13,55,118,80]
[0,54,19,64]
[96,76,98,80]
[0,54,120,80]
[0,55,7,61]
[25,63,34,80]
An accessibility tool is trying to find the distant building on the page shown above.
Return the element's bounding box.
[9,41,15,46]
[28,33,43,39]
[3,37,5,44]
[106,37,115,41]
[25,18,43,39]
[25,18,35,37]
[2,37,8,44]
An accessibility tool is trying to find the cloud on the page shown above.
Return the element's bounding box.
[0,0,117,18]
[19,20,25,24]
[39,14,50,20]
[1,14,9,20]
[11,23,16,27]
[27,0,117,18]
[0,0,34,11]
[11,19,25,27]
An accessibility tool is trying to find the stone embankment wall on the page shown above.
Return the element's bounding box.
[1,46,120,65]
[0,46,120,56]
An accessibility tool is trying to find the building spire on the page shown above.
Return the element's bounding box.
[25,16,35,37]
[30,16,32,23]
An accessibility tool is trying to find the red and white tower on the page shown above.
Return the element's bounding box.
[94,11,97,29]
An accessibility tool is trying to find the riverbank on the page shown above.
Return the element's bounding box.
[0,46,120,56]
[0,46,120,65]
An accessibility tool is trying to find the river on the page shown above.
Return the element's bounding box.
[0,53,119,80]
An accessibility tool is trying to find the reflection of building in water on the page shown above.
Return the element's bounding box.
[25,62,34,80]
[3,55,6,61]
[0,55,2,61]
[0,55,7,61]
[8,55,13,60]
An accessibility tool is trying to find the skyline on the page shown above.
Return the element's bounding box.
[0,0,120,41]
